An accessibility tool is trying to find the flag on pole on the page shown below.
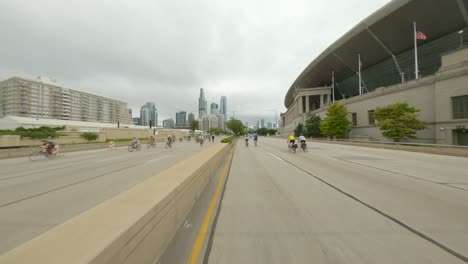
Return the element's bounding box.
[331,71,335,103]
[416,30,427,40]
[358,54,363,95]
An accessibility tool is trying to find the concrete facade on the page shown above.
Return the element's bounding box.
[0,76,131,124]
[281,48,468,145]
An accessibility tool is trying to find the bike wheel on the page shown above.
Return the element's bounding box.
[136,144,142,151]
[146,143,151,148]
[29,151,42,161]
[128,145,134,152]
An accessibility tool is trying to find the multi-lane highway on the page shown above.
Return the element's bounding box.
[204,138,468,264]
[0,140,217,254]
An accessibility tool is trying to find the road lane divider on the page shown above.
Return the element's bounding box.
[187,144,235,264]
[0,143,233,264]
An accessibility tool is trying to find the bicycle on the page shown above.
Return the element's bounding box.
[300,141,307,152]
[128,143,142,152]
[29,148,55,161]
[288,142,297,153]
[146,141,156,148]
[165,141,172,149]
[245,140,249,147]
[254,140,258,147]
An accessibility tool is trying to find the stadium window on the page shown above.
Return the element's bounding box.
[452,95,468,119]
[368,110,375,125]
[351,113,357,126]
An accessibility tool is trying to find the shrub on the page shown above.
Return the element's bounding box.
[221,135,236,144]
[80,132,99,141]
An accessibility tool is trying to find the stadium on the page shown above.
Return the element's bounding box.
[280,0,468,145]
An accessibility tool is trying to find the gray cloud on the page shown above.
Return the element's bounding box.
[0,0,391,124]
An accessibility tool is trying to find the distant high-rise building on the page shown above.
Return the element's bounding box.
[267,122,272,129]
[163,118,174,128]
[273,123,277,129]
[132,117,140,125]
[188,112,195,127]
[261,119,265,128]
[245,122,249,128]
[175,111,187,127]
[210,103,219,115]
[219,96,227,128]
[140,102,157,127]
[256,121,260,129]
[198,88,207,118]
[200,114,223,132]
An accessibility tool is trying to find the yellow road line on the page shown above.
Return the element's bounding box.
[187,145,236,264]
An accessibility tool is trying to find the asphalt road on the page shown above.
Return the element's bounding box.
[0,139,216,254]
[206,138,468,264]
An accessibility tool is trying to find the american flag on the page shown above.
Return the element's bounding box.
[416,30,427,40]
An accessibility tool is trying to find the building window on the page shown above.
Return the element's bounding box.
[453,95,468,119]
[351,113,357,126]
[368,110,375,125]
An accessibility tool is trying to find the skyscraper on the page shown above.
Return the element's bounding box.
[175,111,187,127]
[267,122,272,129]
[261,119,265,128]
[140,102,157,127]
[219,96,227,126]
[188,112,195,127]
[210,103,219,115]
[198,88,207,118]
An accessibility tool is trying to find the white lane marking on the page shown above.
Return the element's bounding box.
[268,152,284,161]
[145,155,172,164]
[97,156,125,163]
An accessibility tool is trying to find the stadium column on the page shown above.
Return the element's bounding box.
[320,94,324,108]
[305,96,310,113]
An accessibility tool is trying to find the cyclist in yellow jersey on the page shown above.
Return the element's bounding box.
[288,134,295,144]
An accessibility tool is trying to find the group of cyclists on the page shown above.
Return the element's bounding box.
[242,133,308,152]
[130,134,176,150]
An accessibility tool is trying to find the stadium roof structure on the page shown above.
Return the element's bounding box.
[285,0,468,108]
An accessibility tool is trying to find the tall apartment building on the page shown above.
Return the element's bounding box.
[210,103,219,115]
[0,76,131,124]
[175,111,187,127]
[140,102,157,127]
[188,112,195,127]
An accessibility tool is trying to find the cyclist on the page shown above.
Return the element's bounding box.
[42,140,59,156]
[149,135,155,143]
[132,137,140,146]
[288,134,295,149]
[253,133,259,146]
[298,134,306,145]
[298,133,307,150]
[244,134,249,147]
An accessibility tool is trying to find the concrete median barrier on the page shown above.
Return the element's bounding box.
[0,143,232,264]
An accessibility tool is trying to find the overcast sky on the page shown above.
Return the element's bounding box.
[0,0,391,125]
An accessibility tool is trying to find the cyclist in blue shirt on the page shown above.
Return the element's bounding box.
[253,133,259,146]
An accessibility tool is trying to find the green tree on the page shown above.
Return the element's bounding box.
[209,127,224,135]
[190,120,199,135]
[320,103,351,138]
[305,116,322,138]
[373,102,427,142]
[227,118,244,135]
[256,127,269,136]
[268,129,277,135]
[294,123,304,137]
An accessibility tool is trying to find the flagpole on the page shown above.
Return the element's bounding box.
[332,70,335,103]
[358,53,362,95]
[414,22,419,80]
